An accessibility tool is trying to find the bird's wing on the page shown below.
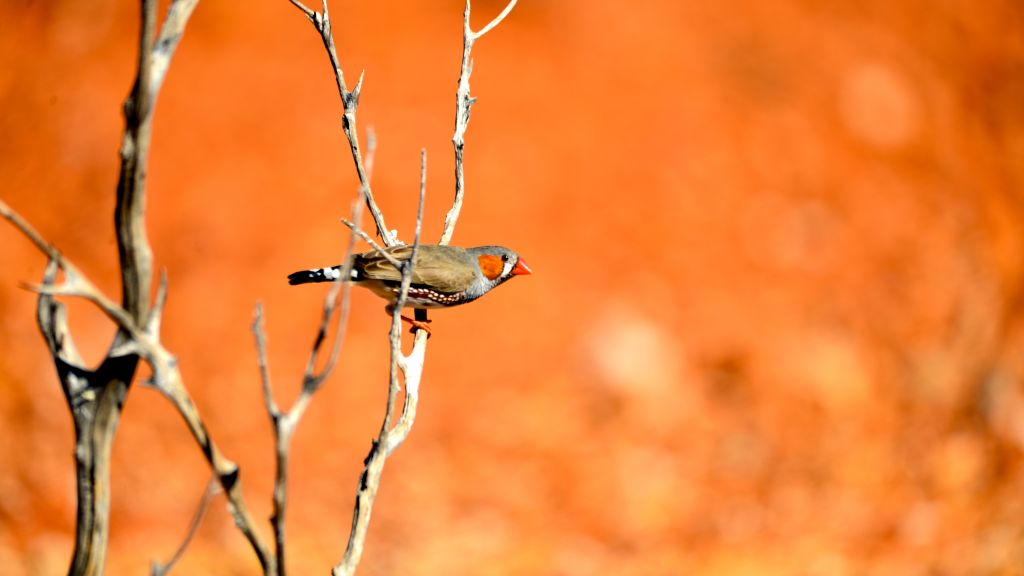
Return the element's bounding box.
[355,245,475,293]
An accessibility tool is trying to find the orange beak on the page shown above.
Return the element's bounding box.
[511,258,532,276]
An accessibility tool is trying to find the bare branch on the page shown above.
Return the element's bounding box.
[150,476,220,576]
[440,0,517,245]
[147,358,274,572]
[145,267,169,340]
[258,199,362,576]
[287,0,395,246]
[335,149,429,576]
[0,199,63,263]
[471,0,518,40]
[303,200,362,394]
[1,2,205,571]
[340,219,404,268]
[35,261,87,401]
[22,272,144,344]
[251,305,288,576]
[150,0,200,96]
[385,333,425,456]
[280,2,516,574]
[253,304,279,419]
[0,199,143,350]
[8,222,143,575]
[382,151,430,456]
[287,0,315,21]
[2,199,274,573]
[115,0,158,323]
[382,154,427,432]
[5,105,273,575]
[4,0,307,572]
[116,0,198,322]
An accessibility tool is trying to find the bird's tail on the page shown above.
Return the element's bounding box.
[287,265,346,285]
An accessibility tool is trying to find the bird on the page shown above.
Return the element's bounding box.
[288,244,531,333]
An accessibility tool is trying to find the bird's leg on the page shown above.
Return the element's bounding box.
[384,304,432,336]
[413,309,431,336]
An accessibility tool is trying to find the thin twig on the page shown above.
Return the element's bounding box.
[339,219,403,268]
[471,0,518,40]
[440,0,518,245]
[283,2,517,574]
[258,198,362,576]
[382,151,430,456]
[146,268,169,339]
[150,476,220,576]
[0,198,136,336]
[0,200,63,263]
[286,0,394,246]
[287,0,315,20]
[148,355,275,572]
[334,150,429,576]
[254,304,279,419]
[149,0,200,97]
[252,304,289,576]
[1,200,276,574]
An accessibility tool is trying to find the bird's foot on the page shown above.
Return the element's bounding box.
[384,305,432,337]
[401,314,432,336]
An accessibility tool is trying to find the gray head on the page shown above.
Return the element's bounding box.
[464,245,532,299]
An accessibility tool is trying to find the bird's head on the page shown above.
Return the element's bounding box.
[468,245,531,291]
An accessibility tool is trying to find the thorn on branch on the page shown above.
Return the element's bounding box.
[146,268,169,337]
[352,70,365,103]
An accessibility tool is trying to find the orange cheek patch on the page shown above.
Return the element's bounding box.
[478,254,504,280]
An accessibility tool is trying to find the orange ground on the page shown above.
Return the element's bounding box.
[2,1,1024,574]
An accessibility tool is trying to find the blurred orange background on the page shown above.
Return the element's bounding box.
[3,0,1024,574]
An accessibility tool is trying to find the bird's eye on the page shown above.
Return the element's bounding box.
[501,254,508,261]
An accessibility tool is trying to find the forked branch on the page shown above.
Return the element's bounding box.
[288,0,395,246]
[333,150,430,576]
[441,0,518,245]
[255,198,362,576]
[2,196,275,573]
[0,1,210,573]
[284,1,516,574]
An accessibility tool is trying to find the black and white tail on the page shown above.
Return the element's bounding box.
[287,265,346,285]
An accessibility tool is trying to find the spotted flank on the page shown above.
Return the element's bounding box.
[287,266,346,285]
[393,285,466,308]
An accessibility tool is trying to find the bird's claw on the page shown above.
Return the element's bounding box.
[401,315,432,337]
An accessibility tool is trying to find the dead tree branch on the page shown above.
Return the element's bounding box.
[286,1,516,573]
[2,0,518,572]
[441,0,518,245]
[2,1,205,573]
[333,150,429,576]
[1,0,280,571]
[256,198,362,576]
[288,0,395,246]
[150,476,220,576]
[2,196,276,573]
